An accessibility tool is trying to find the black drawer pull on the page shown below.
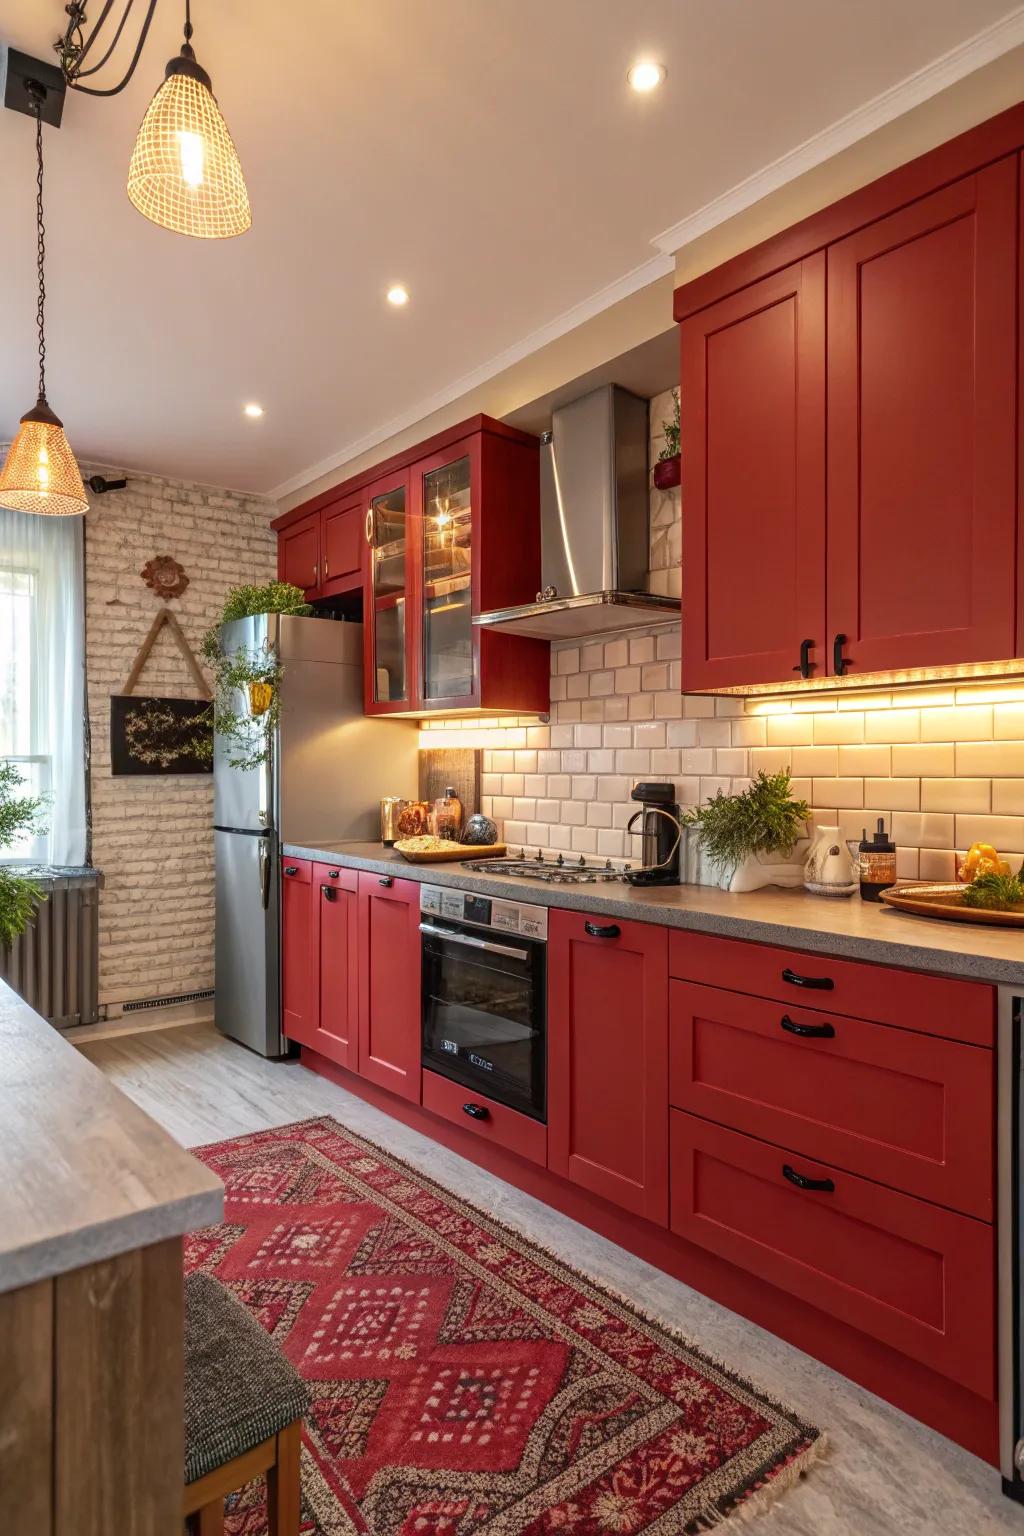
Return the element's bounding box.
[781,1014,835,1039]
[462,1102,489,1121]
[379,875,393,888]
[283,865,298,876]
[321,885,336,902]
[585,921,620,939]
[783,1163,835,1194]
[781,966,834,991]
[328,869,340,878]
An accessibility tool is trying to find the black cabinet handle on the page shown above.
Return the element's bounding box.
[462,1102,489,1121]
[792,638,814,679]
[585,921,621,939]
[832,633,849,676]
[327,869,340,878]
[283,865,298,876]
[783,1163,835,1194]
[780,1013,835,1039]
[379,875,393,888]
[781,966,834,991]
[321,885,336,902]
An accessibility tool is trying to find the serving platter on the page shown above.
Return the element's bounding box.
[394,841,507,865]
[880,882,1024,927]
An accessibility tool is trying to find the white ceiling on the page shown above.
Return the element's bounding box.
[0,0,1019,498]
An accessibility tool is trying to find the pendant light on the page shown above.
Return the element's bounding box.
[127,0,251,240]
[0,91,88,518]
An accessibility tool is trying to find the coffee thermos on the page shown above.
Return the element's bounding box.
[624,781,682,886]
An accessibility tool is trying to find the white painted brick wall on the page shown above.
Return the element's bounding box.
[82,467,276,1007]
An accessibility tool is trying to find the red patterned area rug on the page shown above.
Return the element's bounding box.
[187,1115,824,1534]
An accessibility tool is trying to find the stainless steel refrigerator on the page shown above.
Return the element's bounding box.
[213,614,418,1056]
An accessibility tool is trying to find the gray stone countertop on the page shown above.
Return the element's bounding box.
[0,980,223,1295]
[283,840,1024,989]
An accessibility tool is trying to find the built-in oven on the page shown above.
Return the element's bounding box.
[420,885,547,1122]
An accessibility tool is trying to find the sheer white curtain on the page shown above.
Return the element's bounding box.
[0,505,86,866]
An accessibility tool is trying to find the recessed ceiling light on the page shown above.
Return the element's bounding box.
[243,403,264,418]
[627,61,666,93]
[386,284,410,307]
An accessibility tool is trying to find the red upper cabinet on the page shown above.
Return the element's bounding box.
[320,496,364,598]
[827,159,1018,677]
[364,469,417,715]
[278,513,320,602]
[547,910,669,1225]
[680,256,826,691]
[356,872,422,1102]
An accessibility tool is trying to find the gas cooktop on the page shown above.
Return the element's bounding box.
[461,851,629,885]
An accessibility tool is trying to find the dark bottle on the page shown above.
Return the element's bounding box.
[859,817,896,902]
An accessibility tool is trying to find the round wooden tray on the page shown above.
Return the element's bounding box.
[394,842,507,865]
[880,882,1024,927]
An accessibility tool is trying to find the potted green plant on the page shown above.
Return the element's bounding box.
[0,763,47,944]
[653,390,681,490]
[200,581,313,771]
[684,770,811,892]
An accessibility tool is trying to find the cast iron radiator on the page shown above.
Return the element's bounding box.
[0,867,101,1028]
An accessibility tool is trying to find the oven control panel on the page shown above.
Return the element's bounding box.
[420,885,548,941]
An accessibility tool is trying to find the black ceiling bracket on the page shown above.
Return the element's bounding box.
[2,48,67,128]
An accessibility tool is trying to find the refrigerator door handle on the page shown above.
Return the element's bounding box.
[259,838,271,911]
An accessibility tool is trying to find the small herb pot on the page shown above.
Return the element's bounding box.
[653,454,681,491]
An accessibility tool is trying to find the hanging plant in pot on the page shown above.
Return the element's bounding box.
[200,581,312,770]
[653,389,681,490]
[684,771,811,892]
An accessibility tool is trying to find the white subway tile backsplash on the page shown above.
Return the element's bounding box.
[571,775,597,799]
[514,750,537,772]
[604,695,630,721]
[524,775,547,796]
[604,638,628,669]
[811,712,865,745]
[580,700,605,722]
[615,666,642,694]
[641,662,670,691]
[731,717,767,747]
[586,802,613,827]
[574,724,603,748]
[767,715,814,746]
[954,815,1024,855]
[920,779,991,814]
[650,749,682,775]
[749,747,793,774]
[681,748,715,775]
[587,750,616,774]
[628,693,656,720]
[555,647,580,675]
[837,744,891,777]
[993,781,1024,815]
[566,673,589,699]
[667,720,699,748]
[656,630,681,660]
[629,635,655,665]
[920,706,992,741]
[994,703,1024,738]
[919,849,957,881]
[956,741,1024,777]
[683,694,716,718]
[697,720,732,748]
[580,642,604,671]
[812,778,865,809]
[589,671,614,696]
[634,720,667,749]
[892,812,955,849]
[864,777,919,811]
[791,746,839,776]
[865,709,920,743]
[891,743,955,777]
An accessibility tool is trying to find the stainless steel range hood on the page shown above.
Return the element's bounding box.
[474,385,680,641]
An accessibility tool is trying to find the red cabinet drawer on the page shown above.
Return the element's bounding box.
[670,1110,994,1398]
[667,930,993,1046]
[669,981,993,1218]
[422,1069,547,1168]
[281,858,312,884]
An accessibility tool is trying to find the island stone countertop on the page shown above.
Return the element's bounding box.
[284,839,1024,989]
[0,979,224,1295]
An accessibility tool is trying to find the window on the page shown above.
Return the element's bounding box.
[0,507,86,867]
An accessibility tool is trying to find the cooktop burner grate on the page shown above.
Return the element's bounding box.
[462,852,629,885]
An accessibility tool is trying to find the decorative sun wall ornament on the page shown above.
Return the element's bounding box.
[141,555,190,599]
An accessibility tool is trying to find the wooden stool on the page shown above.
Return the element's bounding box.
[183,1272,309,1535]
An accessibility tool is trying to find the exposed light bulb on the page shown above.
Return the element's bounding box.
[627,61,666,93]
[177,129,205,188]
[36,443,50,492]
[243,403,264,418]
[386,284,410,306]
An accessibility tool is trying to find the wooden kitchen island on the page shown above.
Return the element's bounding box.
[0,980,223,1536]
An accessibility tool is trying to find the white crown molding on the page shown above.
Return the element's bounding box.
[651,3,1024,254]
[269,251,674,502]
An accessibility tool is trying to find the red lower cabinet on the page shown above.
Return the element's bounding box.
[670,1110,995,1399]
[313,864,359,1071]
[547,910,668,1224]
[422,1069,547,1167]
[356,873,422,1103]
[281,860,315,1045]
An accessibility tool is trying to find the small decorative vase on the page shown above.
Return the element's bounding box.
[653,454,681,491]
[247,680,273,716]
[804,824,859,897]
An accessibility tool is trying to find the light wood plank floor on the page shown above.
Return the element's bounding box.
[80,1022,1020,1536]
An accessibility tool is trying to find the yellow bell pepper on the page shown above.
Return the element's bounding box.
[958,841,1011,883]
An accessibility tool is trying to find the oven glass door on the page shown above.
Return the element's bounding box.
[421,919,546,1121]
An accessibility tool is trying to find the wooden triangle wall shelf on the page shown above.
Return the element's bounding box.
[120,608,211,700]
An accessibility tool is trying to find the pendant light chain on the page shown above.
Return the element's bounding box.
[33,104,47,404]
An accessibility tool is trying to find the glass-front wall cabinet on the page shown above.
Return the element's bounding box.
[368,481,409,705]
[420,455,474,703]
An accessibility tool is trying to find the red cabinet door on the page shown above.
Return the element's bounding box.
[281,859,315,1045]
[356,873,421,1101]
[547,910,668,1224]
[680,254,826,691]
[321,498,363,597]
[278,512,320,600]
[827,159,1017,675]
[670,1111,994,1399]
[313,864,359,1070]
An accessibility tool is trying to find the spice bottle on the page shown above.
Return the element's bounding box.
[433,785,463,841]
[859,818,896,902]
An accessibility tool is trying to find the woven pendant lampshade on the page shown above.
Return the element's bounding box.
[127,43,250,240]
[0,400,89,518]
